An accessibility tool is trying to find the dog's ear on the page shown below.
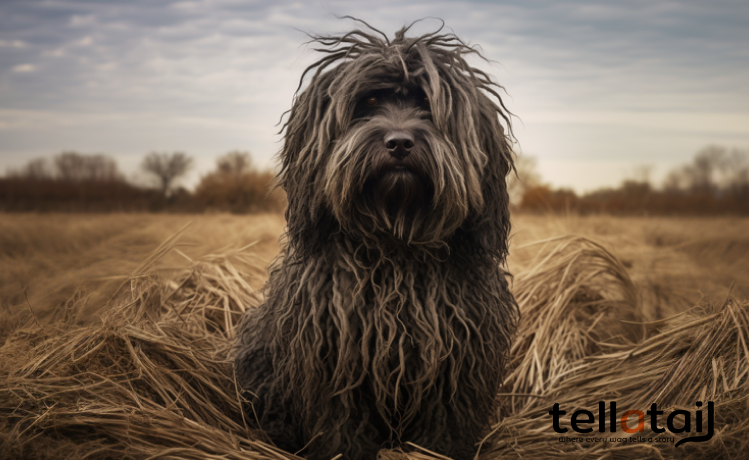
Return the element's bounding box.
[464,95,514,261]
[278,71,340,256]
[412,40,514,258]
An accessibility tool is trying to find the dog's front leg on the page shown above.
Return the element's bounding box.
[234,307,305,453]
[401,383,497,460]
[235,345,304,453]
[300,389,389,460]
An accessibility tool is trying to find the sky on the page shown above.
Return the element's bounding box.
[1,0,748,193]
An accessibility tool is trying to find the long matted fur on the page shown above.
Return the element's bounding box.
[235,20,519,460]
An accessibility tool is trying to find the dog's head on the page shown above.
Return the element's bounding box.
[280,21,514,259]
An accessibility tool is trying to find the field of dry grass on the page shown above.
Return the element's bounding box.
[0,213,284,326]
[509,214,749,317]
[3,212,745,323]
[1,212,748,459]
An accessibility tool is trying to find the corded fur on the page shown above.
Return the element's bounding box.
[235,20,519,460]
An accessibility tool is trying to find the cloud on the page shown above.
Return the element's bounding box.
[12,63,35,72]
[0,0,747,192]
[0,39,26,48]
[69,14,96,27]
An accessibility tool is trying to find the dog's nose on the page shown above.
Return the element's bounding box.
[384,132,415,159]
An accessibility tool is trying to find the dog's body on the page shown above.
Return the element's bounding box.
[234,22,518,460]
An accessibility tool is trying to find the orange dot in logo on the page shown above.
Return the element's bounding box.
[620,410,645,433]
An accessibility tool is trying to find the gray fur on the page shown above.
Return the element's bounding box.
[234,20,518,460]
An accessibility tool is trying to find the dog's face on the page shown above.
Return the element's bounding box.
[280,25,514,257]
[326,85,452,242]
[347,87,433,219]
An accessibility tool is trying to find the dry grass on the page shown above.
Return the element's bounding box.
[0,213,284,324]
[509,214,749,318]
[1,213,748,459]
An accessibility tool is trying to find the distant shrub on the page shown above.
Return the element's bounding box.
[1,152,169,212]
[194,152,285,214]
[518,146,749,216]
[519,185,578,213]
[0,177,164,212]
[1,151,286,214]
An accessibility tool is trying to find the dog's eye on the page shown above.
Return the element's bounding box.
[365,97,378,106]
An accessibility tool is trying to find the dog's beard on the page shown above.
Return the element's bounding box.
[362,165,432,239]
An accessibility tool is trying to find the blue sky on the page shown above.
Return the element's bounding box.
[1,0,748,192]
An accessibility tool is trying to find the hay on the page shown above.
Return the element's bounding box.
[1,233,747,459]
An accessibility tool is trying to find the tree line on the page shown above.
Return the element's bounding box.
[4,145,747,216]
[0,151,285,213]
[513,145,749,215]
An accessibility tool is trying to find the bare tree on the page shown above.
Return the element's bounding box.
[141,152,193,197]
[84,155,121,181]
[54,151,121,182]
[55,152,88,181]
[217,151,252,175]
[687,145,727,193]
[722,148,749,200]
[9,158,53,179]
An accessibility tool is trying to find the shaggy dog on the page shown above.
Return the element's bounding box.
[234,21,518,460]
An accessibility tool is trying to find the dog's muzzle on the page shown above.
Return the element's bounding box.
[384,131,414,160]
